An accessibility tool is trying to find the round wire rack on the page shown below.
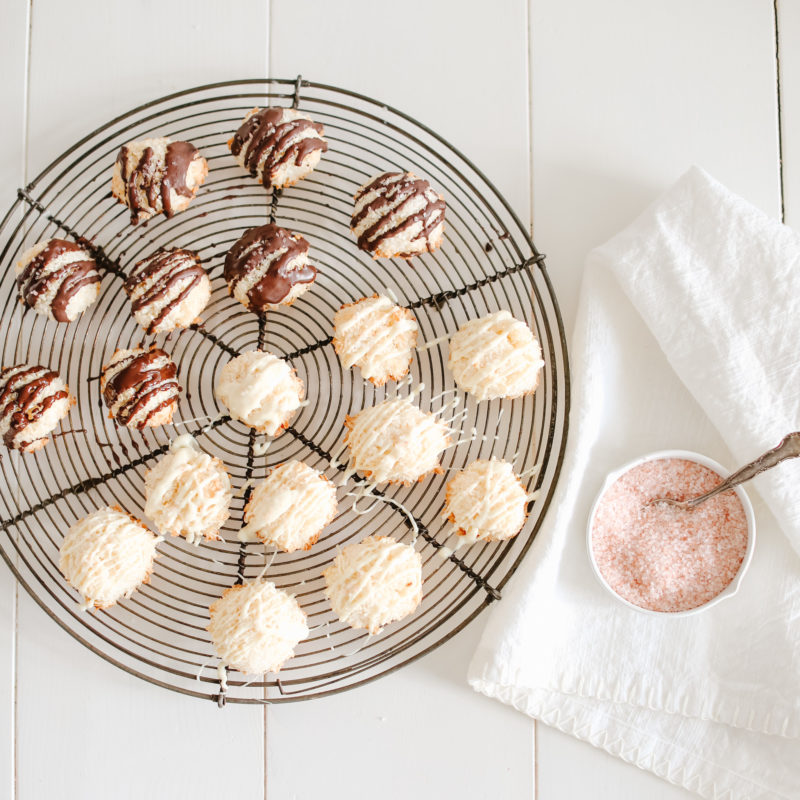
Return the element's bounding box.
[0,77,569,704]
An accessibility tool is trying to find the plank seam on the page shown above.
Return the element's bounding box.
[773,0,786,223]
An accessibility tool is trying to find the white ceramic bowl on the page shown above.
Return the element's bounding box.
[586,449,756,617]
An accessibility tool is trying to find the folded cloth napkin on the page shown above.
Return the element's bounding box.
[468,167,800,799]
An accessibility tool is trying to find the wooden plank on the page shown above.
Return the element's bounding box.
[14,2,270,798]
[529,1,781,797]
[268,622,535,800]
[530,0,782,333]
[0,2,33,797]
[268,2,535,797]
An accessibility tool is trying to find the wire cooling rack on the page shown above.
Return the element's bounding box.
[0,77,569,704]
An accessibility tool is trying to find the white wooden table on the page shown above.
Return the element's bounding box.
[0,1,791,797]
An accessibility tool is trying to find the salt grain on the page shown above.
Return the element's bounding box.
[590,458,748,613]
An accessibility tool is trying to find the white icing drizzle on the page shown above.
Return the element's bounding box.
[343,391,450,485]
[216,350,303,435]
[339,632,374,658]
[169,412,217,428]
[236,478,255,500]
[217,663,229,693]
[257,547,278,580]
[208,580,308,676]
[238,460,338,552]
[333,295,418,384]
[58,506,161,609]
[346,482,420,542]
[442,457,528,544]
[323,535,422,634]
[455,409,506,446]
[253,438,271,457]
[448,310,545,401]
[417,333,450,352]
[144,434,232,544]
[518,462,542,478]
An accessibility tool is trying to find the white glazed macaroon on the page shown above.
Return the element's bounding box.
[223,224,317,314]
[344,395,450,485]
[59,506,161,610]
[101,347,180,428]
[229,107,328,189]
[0,364,75,452]
[208,580,308,675]
[145,435,232,545]
[323,535,423,635]
[239,460,337,552]
[112,136,208,225]
[333,295,418,385]
[448,310,545,401]
[124,248,211,335]
[215,350,304,436]
[351,171,445,258]
[15,239,101,322]
[443,458,528,544]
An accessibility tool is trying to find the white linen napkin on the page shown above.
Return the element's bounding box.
[468,167,800,799]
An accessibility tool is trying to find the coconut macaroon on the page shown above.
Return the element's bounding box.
[224,224,317,313]
[58,506,161,610]
[0,364,75,452]
[323,535,422,635]
[351,171,445,259]
[448,310,545,402]
[344,395,450,485]
[443,458,528,544]
[333,295,418,385]
[112,137,208,225]
[229,107,328,189]
[216,350,303,436]
[208,580,308,675]
[101,347,180,428]
[238,460,337,552]
[124,248,211,335]
[15,238,101,322]
[145,435,232,545]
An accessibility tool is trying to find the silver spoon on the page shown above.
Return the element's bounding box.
[649,432,800,510]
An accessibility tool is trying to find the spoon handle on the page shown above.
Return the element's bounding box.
[685,431,800,508]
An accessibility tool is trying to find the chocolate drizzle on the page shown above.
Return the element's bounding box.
[162,141,199,217]
[124,248,206,334]
[224,224,317,311]
[102,348,179,428]
[115,140,201,224]
[352,172,446,257]
[230,107,327,186]
[17,239,100,322]
[0,365,69,450]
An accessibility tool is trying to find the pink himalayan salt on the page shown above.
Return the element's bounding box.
[590,457,748,613]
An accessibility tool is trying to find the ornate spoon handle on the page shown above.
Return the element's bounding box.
[656,432,800,510]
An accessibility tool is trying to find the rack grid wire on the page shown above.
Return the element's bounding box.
[0,77,569,704]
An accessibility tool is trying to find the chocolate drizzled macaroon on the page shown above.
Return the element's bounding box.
[124,248,211,335]
[229,107,327,189]
[15,239,101,322]
[101,347,180,428]
[0,365,75,452]
[351,172,445,259]
[224,224,317,313]
[112,137,208,225]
